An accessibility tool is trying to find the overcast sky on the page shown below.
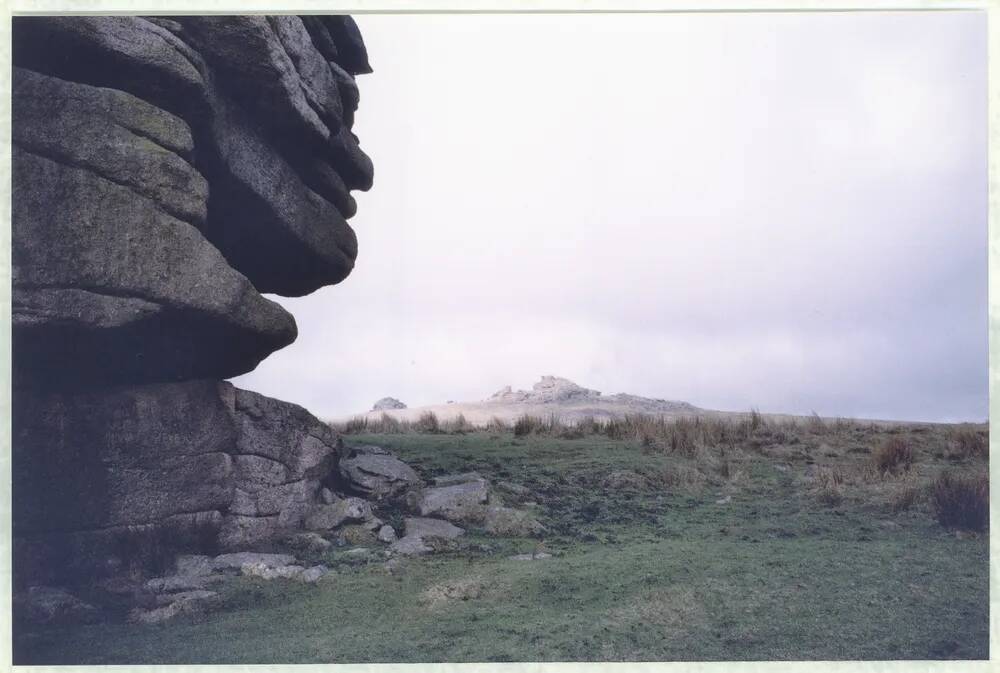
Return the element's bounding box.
[235,11,987,423]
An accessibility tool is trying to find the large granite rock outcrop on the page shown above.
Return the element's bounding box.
[11,15,379,588]
[12,15,372,389]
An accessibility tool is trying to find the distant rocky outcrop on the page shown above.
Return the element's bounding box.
[11,15,377,588]
[489,376,601,404]
[356,376,700,426]
[373,397,408,411]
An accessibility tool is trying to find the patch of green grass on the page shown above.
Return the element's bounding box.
[14,422,989,663]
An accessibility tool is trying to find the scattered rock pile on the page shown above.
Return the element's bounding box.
[15,443,546,625]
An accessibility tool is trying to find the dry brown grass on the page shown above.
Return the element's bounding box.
[949,427,988,459]
[872,436,914,475]
[421,575,509,610]
[605,587,705,637]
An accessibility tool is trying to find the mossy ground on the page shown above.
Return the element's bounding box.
[14,421,989,663]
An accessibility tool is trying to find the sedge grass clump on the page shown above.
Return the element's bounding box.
[513,414,542,437]
[872,436,914,475]
[338,416,368,434]
[485,416,509,434]
[889,482,926,513]
[931,472,988,532]
[370,412,404,434]
[443,413,474,434]
[950,427,988,460]
[805,412,827,435]
[813,467,845,507]
[415,411,441,434]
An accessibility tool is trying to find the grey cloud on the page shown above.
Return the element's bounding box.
[236,11,987,423]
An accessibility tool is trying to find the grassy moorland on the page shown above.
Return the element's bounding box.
[16,413,989,663]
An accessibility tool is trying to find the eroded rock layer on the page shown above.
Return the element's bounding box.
[12,15,373,388]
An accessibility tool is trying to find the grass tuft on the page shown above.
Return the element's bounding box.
[872,436,914,475]
[931,472,988,532]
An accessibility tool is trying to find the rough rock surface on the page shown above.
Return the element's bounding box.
[372,397,407,411]
[338,445,423,499]
[13,381,340,582]
[303,496,374,531]
[11,14,383,604]
[12,15,372,387]
[410,476,491,522]
[389,535,432,557]
[404,517,465,540]
[493,376,602,403]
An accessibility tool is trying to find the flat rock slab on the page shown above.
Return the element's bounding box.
[242,563,305,580]
[212,552,297,570]
[145,574,222,593]
[413,479,489,521]
[404,517,465,540]
[338,447,422,499]
[389,535,431,556]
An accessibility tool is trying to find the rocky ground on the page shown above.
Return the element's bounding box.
[14,415,989,663]
[12,441,545,644]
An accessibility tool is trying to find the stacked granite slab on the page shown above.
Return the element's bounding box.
[11,16,374,583]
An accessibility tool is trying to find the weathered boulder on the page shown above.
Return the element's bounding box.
[303,496,373,531]
[377,525,398,543]
[389,535,432,557]
[13,381,340,583]
[338,445,423,499]
[211,552,297,571]
[410,477,491,521]
[242,562,306,580]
